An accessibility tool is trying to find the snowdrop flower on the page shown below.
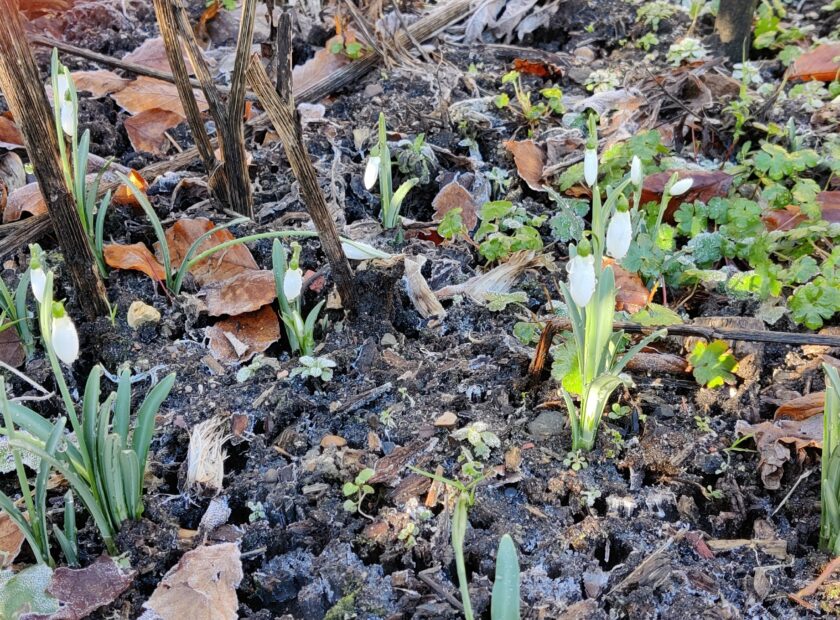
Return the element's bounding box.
[55,72,75,137]
[29,244,46,303]
[567,240,596,308]
[283,242,303,302]
[341,239,391,260]
[51,302,79,365]
[606,198,632,260]
[364,156,380,190]
[669,177,694,196]
[583,148,598,187]
[630,156,642,187]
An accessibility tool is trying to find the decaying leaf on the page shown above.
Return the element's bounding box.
[0,116,23,149]
[403,255,446,319]
[292,36,352,96]
[504,139,545,192]
[142,543,242,620]
[775,392,825,421]
[124,109,183,155]
[607,260,652,313]
[40,555,135,620]
[200,270,277,317]
[432,180,478,230]
[206,305,280,363]
[640,170,732,222]
[163,218,258,286]
[122,37,202,75]
[735,416,821,489]
[104,243,167,282]
[0,510,25,568]
[763,192,840,232]
[112,170,150,208]
[67,70,129,98]
[435,251,547,303]
[790,43,840,82]
[3,181,45,223]
[111,76,208,118]
[0,328,25,368]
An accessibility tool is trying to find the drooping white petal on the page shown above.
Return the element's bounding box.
[630,156,642,187]
[583,148,598,187]
[567,254,596,307]
[364,156,380,190]
[55,74,70,103]
[30,267,46,303]
[60,105,75,137]
[341,239,391,260]
[669,177,694,196]
[284,268,303,302]
[606,210,632,260]
[51,314,79,365]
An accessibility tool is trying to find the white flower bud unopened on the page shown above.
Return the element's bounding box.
[364,156,380,190]
[52,313,79,365]
[30,267,46,303]
[567,253,596,307]
[284,268,303,302]
[630,156,642,187]
[55,74,75,137]
[584,148,598,187]
[669,177,694,196]
[341,240,391,260]
[606,210,632,260]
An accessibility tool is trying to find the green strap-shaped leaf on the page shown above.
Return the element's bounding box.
[491,534,520,620]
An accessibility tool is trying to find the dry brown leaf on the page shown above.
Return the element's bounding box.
[104,243,167,282]
[163,218,258,286]
[122,37,201,75]
[206,304,280,363]
[0,327,25,368]
[640,170,732,223]
[142,543,242,620]
[432,180,478,230]
[790,43,840,82]
[3,181,46,223]
[201,270,277,317]
[504,139,545,192]
[435,250,546,303]
[604,258,652,313]
[775,392,825,421]
[112,169,150,207]
[735,416,821,490]
[0,115,24,149]
[17,0,72,17]
[124,108,182,155]
[111,76,208,118]
[42,555,135,620]
[403,255,446,319]
[763,192,840,231]
[0,510,25,568]
[69,70,129,98]
[292,36,352,96]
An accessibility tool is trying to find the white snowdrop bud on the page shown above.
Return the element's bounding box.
[606,208,632,260]
[669,177,694,196]
[584,148,598,187]
[51,306,79,365]
[30,267,46,303]
[283,268,303,302]
[630,156,642,187]
[364,156,380,190]
[567,242,596,308]
[341,239,391,260]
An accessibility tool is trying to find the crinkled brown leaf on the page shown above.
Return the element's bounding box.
[112,169,150,207]
[31,555,135,620]
[201,270,277,317]
[0,510,25,568]
[122,37,201,75]
[124,108,182,155]
[640,170,732,223]
[790,43,840,82]
[163,218,258,286]
[775,392,825,421]
[104,243,167,282]
[206,304,280,363]
[735,416,821,490]
[605,259,651,313]
[0,115,24,149]
[432,180,478,230]
[0,327,25,368]
[3,181,45,223]
[111,76,208,118]
[69,70,129,98]
[142,543,242,620]
[504,139,545,192]
[763,192,840,231]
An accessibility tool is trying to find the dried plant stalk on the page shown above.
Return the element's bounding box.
[186,417,228,496]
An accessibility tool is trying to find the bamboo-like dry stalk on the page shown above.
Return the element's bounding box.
[0,0,108,317]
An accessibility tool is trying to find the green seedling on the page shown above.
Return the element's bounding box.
[491,534,521,620]
[822,363,840,555]
[343,468,375,519]
[366,113,419,229]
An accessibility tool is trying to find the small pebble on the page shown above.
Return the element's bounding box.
[264,468,279,484]
[380,333,398,347]
[364,83,384,97]
[127,300,161,330]
[320,434,347,449]
[527,411,564,437]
